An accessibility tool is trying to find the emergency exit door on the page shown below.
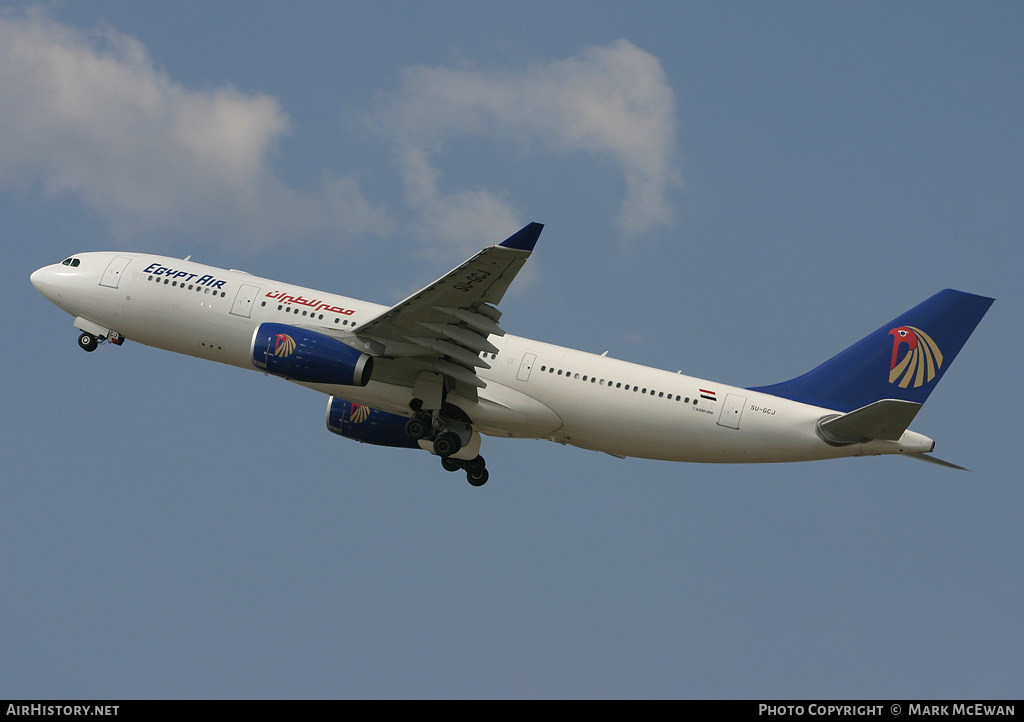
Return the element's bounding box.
[517,353,537,381]
[230,284,261,318]
[99,256,132,288]
[717,393,747,430]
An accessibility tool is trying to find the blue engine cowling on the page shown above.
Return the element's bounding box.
[326,397,420,448]
[251,323,373,386]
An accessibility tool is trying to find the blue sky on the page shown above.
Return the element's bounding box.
[2,1,1021,699]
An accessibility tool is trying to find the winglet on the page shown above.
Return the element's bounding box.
[499,222,544,252]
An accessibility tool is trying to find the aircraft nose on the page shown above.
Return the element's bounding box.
[30,265,63,306]
[30,266,48,291]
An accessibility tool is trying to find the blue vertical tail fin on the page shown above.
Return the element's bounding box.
[749,289,994,412]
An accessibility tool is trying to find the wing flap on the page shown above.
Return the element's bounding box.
[430,359,487,388]
[354,223,543,395]
[432,306,505,337]
[418,322,501,355]
[408,337,491,369]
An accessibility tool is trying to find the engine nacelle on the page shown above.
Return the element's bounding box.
[251,323,373,386]
[326,397,419,448]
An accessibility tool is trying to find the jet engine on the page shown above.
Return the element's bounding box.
[251,323,373,386]
[326,397,419,448]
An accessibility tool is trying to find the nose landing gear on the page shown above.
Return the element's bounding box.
[78,332,99,352]
[77,330,124,352]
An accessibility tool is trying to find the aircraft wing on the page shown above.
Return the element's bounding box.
[349,223,543,399]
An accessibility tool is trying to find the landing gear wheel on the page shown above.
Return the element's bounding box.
[441,457,463,472]
[464,456,487,486]
[432,432,462,458]
[78,332,98,352]
[405,415,430,440]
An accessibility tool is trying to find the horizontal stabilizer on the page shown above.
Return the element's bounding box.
[904,453,968,471]
[819,399,923,442]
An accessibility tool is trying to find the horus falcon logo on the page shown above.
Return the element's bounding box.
[349,404,370,423]
[273,333,296,358]
[888,326,943,388]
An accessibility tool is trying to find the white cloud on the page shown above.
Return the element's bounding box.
[396,143,522,259]
[376,39,682,239]
[0,10,681,254]
[0,9,389,246]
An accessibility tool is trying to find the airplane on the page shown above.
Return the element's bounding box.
[30,223,993,486]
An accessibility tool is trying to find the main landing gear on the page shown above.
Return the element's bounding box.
[404,406,490,486]
[440,455,489,487]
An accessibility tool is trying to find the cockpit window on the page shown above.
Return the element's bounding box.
[61,258,81,267]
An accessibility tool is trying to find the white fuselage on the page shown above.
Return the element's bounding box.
[31,252,935,464]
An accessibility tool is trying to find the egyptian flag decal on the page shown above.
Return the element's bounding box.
[700,389,717,401]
